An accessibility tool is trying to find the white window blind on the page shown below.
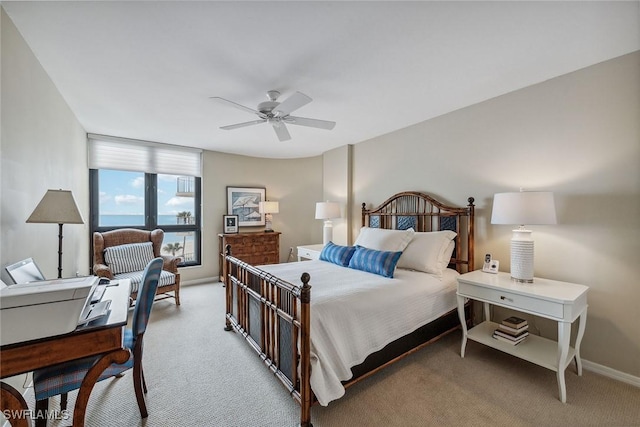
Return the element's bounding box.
[88,134,202,177]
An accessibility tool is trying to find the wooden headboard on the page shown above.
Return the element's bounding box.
[361,191,475,273]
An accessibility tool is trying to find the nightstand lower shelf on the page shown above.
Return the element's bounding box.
[457,270,589,403]
[466,321,577,372]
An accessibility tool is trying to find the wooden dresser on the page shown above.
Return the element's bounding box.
[218,232,281,281]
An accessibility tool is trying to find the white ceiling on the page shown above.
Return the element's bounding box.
[3,1,639,159]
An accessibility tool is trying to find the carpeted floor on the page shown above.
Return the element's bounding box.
[28,282,640,426]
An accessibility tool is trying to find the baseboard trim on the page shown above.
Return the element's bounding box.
[582,359,640,388]
[181,276,219,286]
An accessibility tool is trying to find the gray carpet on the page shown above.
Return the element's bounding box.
[29,282,640,426]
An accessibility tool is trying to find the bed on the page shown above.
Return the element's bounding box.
[223,191,475,426]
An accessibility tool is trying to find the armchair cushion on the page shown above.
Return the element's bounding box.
[115,270,176,295]
[104,242,155,275]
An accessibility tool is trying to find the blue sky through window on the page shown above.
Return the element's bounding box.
[99,170,195,220]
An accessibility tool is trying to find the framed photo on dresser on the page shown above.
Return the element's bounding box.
[223,215,239,234]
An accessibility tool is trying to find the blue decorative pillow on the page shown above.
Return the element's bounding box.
[319,241,356,267]
[348,245,403,278]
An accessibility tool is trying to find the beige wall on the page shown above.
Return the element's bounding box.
[320,144,352,246]
[181,151,322,283]
[1,8,90,284]
[347,52,640,378]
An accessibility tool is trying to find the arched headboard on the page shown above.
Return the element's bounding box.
[362,191,475,273]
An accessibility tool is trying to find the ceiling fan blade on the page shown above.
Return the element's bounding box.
[274,91,312,116]
[220,119,266,130]
[210,96,260,116]
[271,120,291,141]
[286,116,336,130]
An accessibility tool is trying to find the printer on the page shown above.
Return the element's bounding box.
[0,276,99,346]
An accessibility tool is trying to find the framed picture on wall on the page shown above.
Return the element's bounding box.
[223,215,239,234]
[226,186,266,227]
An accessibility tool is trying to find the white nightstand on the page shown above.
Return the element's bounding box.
[456,270,588,403]
[297,244,324,261]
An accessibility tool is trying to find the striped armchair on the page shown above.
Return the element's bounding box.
[93,228,181,305]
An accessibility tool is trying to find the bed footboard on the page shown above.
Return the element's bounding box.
[224,246,313,427]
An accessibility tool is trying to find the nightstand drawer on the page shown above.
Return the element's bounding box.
[297,244,324,261]
[298,247,317,260]
[458,282,564,319]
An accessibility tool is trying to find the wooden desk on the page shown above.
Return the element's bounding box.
[0,279,131,426]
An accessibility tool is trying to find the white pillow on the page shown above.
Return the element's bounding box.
[104,242,155,275]
[440,240,456,272]
[354,227,415,252]
[396,230,457,276]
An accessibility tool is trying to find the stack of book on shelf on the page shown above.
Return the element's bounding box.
[493,316,529,345]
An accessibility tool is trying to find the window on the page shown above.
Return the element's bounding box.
[88,135,202,267]
[90,170,201,266]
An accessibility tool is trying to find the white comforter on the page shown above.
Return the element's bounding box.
[258,260,459,406]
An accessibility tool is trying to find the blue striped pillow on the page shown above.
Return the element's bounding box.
[348,245,403,278]
[319,242,356,267]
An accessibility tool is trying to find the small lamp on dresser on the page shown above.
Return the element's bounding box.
[315,201,341,245]
[259,201,279,232]
[491,190,557,283]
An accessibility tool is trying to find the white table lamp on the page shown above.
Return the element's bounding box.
[259,201,279,232]
[491,190,556,283]
[315,201,341,245]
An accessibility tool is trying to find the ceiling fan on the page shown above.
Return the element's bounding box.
[211,90,336,142]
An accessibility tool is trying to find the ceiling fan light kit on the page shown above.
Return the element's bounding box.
[212,90,336,142]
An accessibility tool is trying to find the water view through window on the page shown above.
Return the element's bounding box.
[97,170,198,262]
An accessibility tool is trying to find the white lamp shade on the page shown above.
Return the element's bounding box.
[26,189,84,224]
[491,191,556,225]
[315,202,340,220]
[259,201,279,214]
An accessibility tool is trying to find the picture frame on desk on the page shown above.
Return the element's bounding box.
[226,186,266,227]
[223,214,239,234]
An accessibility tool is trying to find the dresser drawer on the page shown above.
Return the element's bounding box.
[219,232,281,278]
[458,281,564,319]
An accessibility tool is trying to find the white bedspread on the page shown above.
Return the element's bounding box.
[258,260,459,406]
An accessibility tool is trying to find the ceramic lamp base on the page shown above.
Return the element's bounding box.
[510,229,534,283]
[322,220,333,245]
